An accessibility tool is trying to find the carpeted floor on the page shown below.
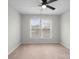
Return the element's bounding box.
[8,44,70,59]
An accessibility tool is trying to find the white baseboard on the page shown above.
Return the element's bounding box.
[8,42,21,55]
[21,42,59,44]
[60,42,70,49]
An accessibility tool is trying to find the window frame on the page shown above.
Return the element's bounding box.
[30,19,52,39]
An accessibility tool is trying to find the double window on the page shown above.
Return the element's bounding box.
[30,19,52,39]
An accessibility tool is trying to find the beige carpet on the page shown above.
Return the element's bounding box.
[8,44,70,59]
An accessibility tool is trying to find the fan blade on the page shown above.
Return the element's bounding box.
[42,0,47,3]
[47,0,57,4]
[42,0,47,5]
[47,5,55,10]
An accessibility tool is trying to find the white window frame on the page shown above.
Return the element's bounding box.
[30,19,52,39]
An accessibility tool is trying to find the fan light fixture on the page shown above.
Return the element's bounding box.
[42,5,46,9]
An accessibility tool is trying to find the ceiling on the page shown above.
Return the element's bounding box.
[9,0,70,15]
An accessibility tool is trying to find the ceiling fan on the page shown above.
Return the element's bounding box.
[38,0,57,10]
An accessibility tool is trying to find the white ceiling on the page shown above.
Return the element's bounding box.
[9,0,70,15]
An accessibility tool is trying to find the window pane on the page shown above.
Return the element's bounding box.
[31,19,41,38]
[32,29,41,38]
[41,19,52,38]
[31,19,40,29]
[42,19,51,29]
[42,29,50,38]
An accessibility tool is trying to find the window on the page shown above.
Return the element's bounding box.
[30,19,52,39]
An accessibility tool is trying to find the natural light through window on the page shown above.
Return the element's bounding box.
[30,19,52,39]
